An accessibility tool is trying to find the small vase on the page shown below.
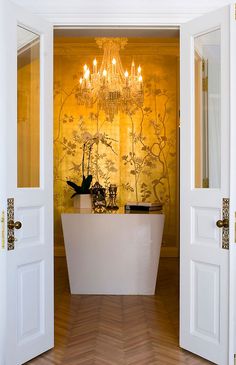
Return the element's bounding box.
[73,194,92,209]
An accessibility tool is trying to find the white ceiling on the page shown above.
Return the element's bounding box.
[12,0,234,25]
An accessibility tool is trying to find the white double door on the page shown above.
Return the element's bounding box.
[0,1,235,365]
[180,4,236,365]
[0,0,53,364]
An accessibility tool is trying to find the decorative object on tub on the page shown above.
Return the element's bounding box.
[91,181,106,212]
[73,194,92,210]
[125,201,162,212]
[67,175,93,209]
[107,184,119,210]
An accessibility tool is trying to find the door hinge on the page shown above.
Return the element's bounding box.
[234,353,236,365]
[1,210,5,249]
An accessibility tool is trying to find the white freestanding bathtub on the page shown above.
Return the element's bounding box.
[61,210,165,295]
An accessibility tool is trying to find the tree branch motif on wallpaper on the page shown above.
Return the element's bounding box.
[121,78,176,225]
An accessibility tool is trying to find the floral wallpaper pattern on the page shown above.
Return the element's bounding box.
[54,38,179,250]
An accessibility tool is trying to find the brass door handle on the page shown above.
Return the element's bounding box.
[216,219,229,228]
[8,220,22,230]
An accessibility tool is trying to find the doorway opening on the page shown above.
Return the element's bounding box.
[21,27,211,364]
[49,27,186,363]
[53,27,180,258]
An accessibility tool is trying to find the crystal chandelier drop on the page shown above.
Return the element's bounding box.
[76,38,144,121]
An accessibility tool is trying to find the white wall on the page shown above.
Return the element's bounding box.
[11,0,234,25]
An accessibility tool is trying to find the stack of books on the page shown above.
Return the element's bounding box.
[125,202,163,212]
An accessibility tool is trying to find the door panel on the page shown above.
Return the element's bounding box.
[17,260,44,344]
[192,206,221,246]
[180,6,230,365]
[16,206,44,247]
[191,261,220,342]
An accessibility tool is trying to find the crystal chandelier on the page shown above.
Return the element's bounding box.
[76,38,144,121]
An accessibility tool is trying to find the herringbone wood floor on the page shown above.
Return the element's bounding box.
[26,258,213,365]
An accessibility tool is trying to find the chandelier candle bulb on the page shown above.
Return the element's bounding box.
[93,59,97,74]
[102,69,107,85]
[138,65,141,74]
[131,61,135,77]
[84,71,88,89]
[112,58,116,74]
[84,69,90,80]
[124,70,129,86]
[84,69,90,89]
[138,75,143,86]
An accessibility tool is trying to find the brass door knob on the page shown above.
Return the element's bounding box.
[8,220,22,230]
[216,219,229,228]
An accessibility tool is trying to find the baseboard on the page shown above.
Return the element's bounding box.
[160,246,179,257]
[54,245,66,257]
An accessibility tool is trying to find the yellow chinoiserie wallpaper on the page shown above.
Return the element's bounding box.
[54,37,179,254]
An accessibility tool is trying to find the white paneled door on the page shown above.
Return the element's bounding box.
[0,0,53,364]
[180,5,236,365]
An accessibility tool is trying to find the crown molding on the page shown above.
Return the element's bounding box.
[54,42,179,57]
[12,0,233,26]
